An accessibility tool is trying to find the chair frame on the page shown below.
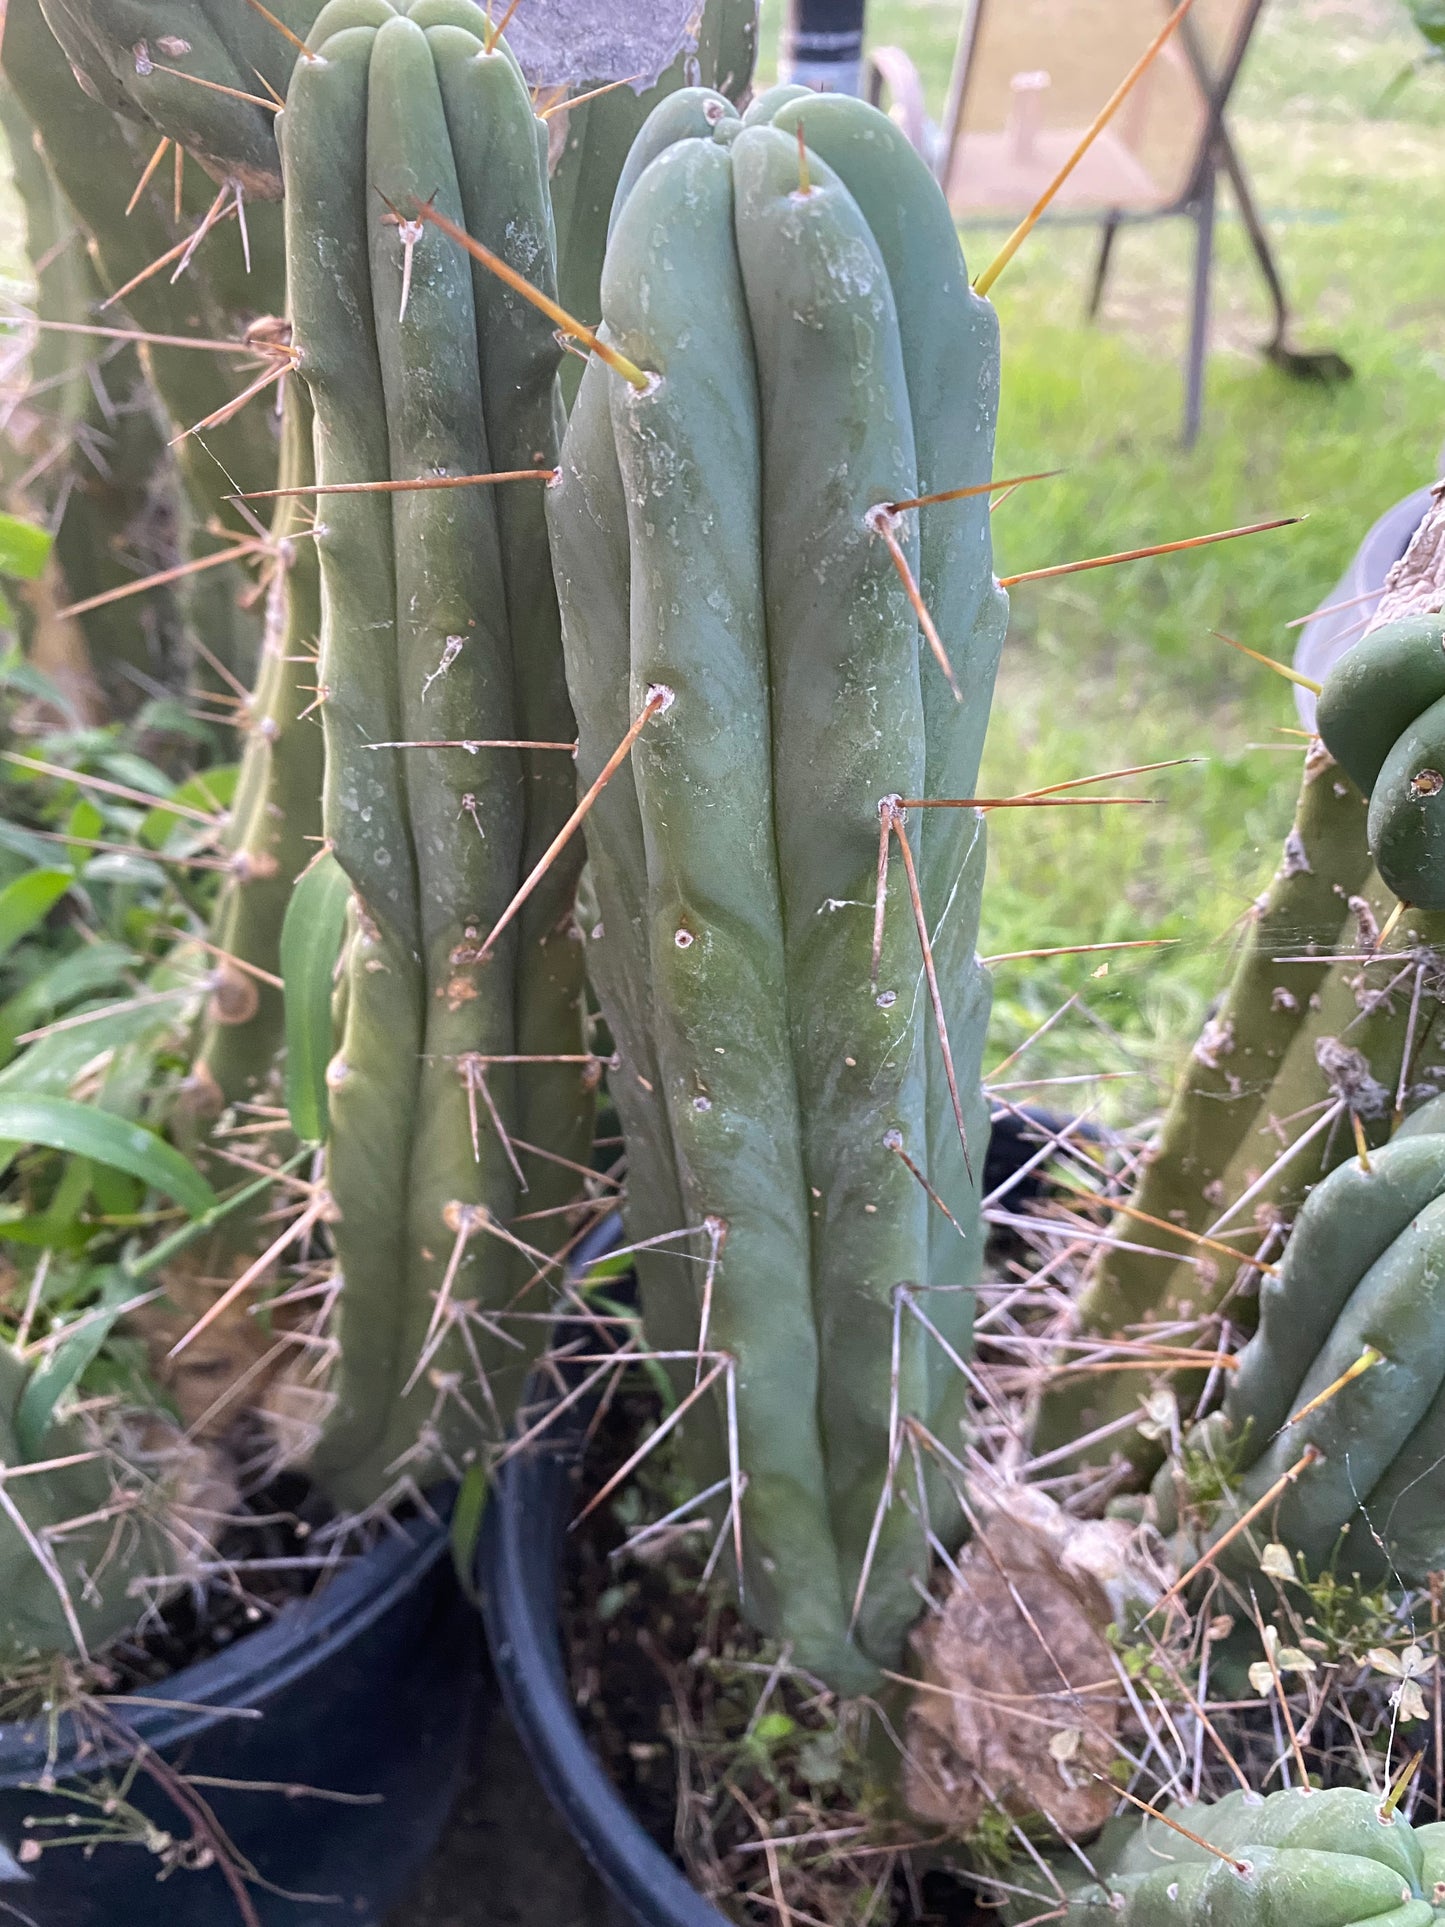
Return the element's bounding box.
[934,0,1349,444]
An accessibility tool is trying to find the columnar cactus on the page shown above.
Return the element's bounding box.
[3,0,285,690]
[0,1342,173,1665]
[193,379,325,1112]
[1038,610,1445,1471]
[1075,742,1371,1334]
[0,80,187,715]
[1032,741,1375,1464]
[36,0,323,196]
[282,0,591,1506]
[1192,1092,1445,1589]
[550,87,1006,1691]
[1007,1787,1445,1925]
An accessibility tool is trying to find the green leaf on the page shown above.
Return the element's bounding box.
[0,1095,215,1216]
[16,1266,136,1456]
[0,649,78,725]
[127,1147,311,1280]
[139,765,238,850]
[0,869,72,963]
[0,512,52,582]
[97,752,173,800]
[1405,0,1445,51]
[449,1463,488,1606]
[0,943,136,1038]
[0,816,67,869]
[281,854,349,1141]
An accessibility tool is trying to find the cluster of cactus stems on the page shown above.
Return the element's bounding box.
[15,3,1445,1910]
[0,75,188,719]
[1039,619,1445,1475]
[552,83,1005,1692]
[282,0,592,1507]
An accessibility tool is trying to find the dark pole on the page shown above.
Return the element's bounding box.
[778,0,867,95]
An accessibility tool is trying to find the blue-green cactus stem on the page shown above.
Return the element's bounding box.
[1006,1787,1445,1926]
[552,89,1005,1691]
[283,0,589,1507]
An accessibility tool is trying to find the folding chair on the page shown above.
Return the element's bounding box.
[917,0,1350,444]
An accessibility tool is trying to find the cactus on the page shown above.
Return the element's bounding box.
[282,0,591,1507]
[0,1341,174,1666]
[3,0,286,693]
[1032,741,1376,1466]
[548,0,758,407]
[0,79,188,716]
[191,378,325,1114]
[1006,1787,1445,1925]
[1180,1092,1445,1590]
[1317,616,1445,909]
[35,0,324,197]
[1036,612,1445,1473]
[550,86,1006,1692]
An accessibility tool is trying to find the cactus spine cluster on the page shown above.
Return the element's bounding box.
[282,0,591,1505]
[550,85,1006,1692]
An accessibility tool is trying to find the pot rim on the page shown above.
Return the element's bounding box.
[0,1501,450,1782]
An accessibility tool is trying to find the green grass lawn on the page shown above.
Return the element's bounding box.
[760,0,1445,1103]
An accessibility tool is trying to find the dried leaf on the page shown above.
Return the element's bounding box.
[1397,1680,1429,1723]
[904,1479,1168,1841]
[1259,1542,1296,1581]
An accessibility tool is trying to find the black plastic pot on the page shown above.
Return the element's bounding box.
[476,1214,727,1927]
[477,1126,1085,1927]
[1292,483,1435,729]
[0,1504,484,1926]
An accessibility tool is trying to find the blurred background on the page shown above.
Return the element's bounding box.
[757,0,1445,1105]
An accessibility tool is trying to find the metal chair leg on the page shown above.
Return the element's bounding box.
[1217,128,1352,384]
[1086,215,1120,323]
[1182,155,1217,449]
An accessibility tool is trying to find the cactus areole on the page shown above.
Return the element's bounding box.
[550,86,1007,1695]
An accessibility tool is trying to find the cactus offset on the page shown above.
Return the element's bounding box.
[283,0,590,1506]
[1006,1787,1445,1925]
[551,88,1005,1691]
